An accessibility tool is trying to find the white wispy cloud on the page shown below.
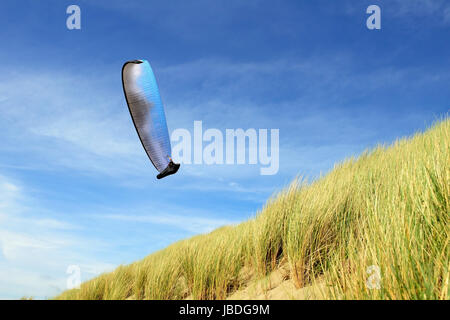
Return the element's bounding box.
[390,0,448,17]
[444,6,450,24]
[0,174,116,299]
[100,213,237,234]
[0,69,150,177]
[0,171,244,298]
[1,54,446,184]
[0,175,21,214]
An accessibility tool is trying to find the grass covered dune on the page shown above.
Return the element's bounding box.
[57,119,449,300]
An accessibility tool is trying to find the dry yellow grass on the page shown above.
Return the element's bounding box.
[56,118,449,300]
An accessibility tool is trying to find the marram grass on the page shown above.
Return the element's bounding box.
[57,118,449,300]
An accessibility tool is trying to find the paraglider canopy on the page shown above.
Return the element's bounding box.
[122,59,180,179]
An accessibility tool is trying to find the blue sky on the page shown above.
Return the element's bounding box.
[0,0,448,299]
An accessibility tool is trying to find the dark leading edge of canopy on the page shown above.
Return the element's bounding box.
[121,60,180,180]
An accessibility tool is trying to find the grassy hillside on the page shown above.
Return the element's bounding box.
[57,119,449,300]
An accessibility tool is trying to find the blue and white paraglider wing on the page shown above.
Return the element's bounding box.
[122,60,180,179]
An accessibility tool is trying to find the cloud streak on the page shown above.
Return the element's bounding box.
[99,213,237,234]
[0,174,117,299]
